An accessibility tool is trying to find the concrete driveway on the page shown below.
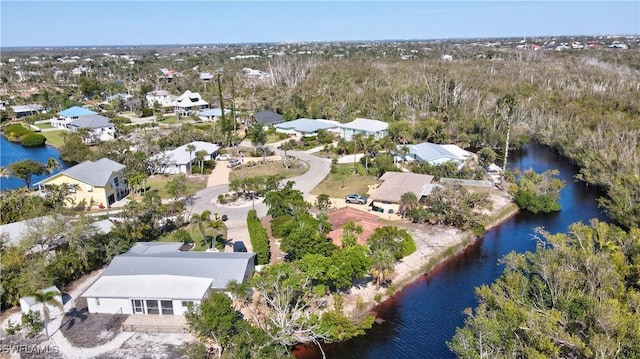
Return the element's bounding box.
[187,148,331,253]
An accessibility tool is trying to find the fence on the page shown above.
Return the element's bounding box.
[121,324,189,333]
[439,178,496,188]
[105,308,124,331]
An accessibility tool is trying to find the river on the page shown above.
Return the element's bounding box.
[297,141,609,359]
[0,135,67,191]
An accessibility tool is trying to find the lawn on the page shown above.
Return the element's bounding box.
[228,159,309,182]
[311,163,381,198]
[34,122,54,130]
[157,224,228,252]
[42,130,68,148]
[266,133,290,144]
[158,116,179,125]
[144,174,207,199]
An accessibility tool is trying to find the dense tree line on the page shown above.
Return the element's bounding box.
[449,221,640,358]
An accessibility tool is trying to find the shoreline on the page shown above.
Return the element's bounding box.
[341,197,520,319]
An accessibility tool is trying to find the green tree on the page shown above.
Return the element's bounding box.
[8,159,48,188]
[166,175,188,200]
[370,249,395,289]
[477,147,498,167]
[399,192,419,218]
[32,290,64,338]
[190,210,212,246]
[449,221,640,359]
[368,226,415,260]
[60,132,91,164]
[511,169,566,214]
[314,193,332,212]
[279,139,296,168]
[195,150,208,174]
[264,181,310,217]
[250,123,267,163]
[185,143,196,174]
[185,292,239,350]
[280,213,336,260]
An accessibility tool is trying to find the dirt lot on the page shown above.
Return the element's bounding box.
[59,297,125,348]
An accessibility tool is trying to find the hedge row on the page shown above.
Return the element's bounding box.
[2,124,46,147]
[247,209,270,265]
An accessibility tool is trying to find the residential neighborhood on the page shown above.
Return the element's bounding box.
[0,27,638,359]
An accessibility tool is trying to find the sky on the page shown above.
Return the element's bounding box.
[1,1,639,47]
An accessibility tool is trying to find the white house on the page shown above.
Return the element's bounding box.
[173,90,209,117]
[52,106,98,129]
[369,172,435,214]
[274,118,340,136]
[340,118,388,141]
[404,142,473,167]
[82,242,256,315]
[146,90,177,109]
[67,115,116,143]
[199,108,232,122]
[150,141,220,174]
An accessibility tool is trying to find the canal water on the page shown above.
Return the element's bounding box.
[0,135,67,191]
[297,141,609,358]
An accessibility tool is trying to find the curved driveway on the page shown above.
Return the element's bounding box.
[187,148,331,251]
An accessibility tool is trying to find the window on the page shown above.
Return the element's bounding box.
[161,300,173,315]
[113,177,119,186]
[146,300,159,314]
[182,301,194,307]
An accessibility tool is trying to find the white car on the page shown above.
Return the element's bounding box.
[215,154,232,161]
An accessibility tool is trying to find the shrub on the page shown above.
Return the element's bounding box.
[247,210,270,264]
[142,108,154,117]
[270,215,293,238]
[3,123,31,140]
[20,133,47,146]
[401,237,417,257]
[217,194,228,204]
[21,310,42,338]
[5,319,21,335]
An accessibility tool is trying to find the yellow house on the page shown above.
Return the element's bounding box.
[34,158,127,208]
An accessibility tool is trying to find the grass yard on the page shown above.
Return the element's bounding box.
[228,159,308,182]
[34,122,54,130]
[42,130,68,148]
[158,116,179,124]
[145,174,207,199]
[266,133,290,144]
[157,225,227,252]
[311,163,381,198]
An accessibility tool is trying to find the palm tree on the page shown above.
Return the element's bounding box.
[32,290,63,338]
[195,150,208,174]
[279,140,296,168]
[370,249,396,289]
[190,210,211,246]
[46,158,61,174]
[209,219,226,251]
[361,135,377,174]
[399,192,420,218]
[185,144,196,174]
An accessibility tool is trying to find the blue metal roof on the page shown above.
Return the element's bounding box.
[275,118,338,133]
[58,106,97,117]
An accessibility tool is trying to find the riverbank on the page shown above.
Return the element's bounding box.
[340,189,519,319]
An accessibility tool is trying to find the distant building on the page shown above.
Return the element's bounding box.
[339,118,388,141]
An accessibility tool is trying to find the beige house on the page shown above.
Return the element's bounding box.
[369,172,435,214]
[34,158,127,208]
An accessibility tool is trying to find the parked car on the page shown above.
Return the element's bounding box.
[216,153,232,161]
[345,194,367,204]
[233,241,247,252]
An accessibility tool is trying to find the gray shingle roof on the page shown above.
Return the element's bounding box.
[341,118,389,132]
[103,243,256,289]
[34,158,125,187]
[370,172,434,203]
[68,115,113,129]
[254,110,284,125]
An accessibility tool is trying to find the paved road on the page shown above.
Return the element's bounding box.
[187,148,331,252]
